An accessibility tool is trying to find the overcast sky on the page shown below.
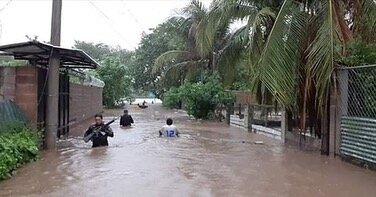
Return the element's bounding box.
[0,0,211,50]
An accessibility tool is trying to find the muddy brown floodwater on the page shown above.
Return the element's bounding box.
[1,104,376,197]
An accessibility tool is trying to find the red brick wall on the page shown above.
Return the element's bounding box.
[69,83,103,135]
[1,66,103,134]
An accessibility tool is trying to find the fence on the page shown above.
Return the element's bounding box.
[227,103,282,139]
[337,65,376,165]
[0,100,28,132]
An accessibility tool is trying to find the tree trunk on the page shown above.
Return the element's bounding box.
[321,95,330,155]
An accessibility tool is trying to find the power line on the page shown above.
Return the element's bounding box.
[88,1,131,46]
[0,20,2,41]
[0,0,13,12]
[0,0,13,41]
[120,0,147,31]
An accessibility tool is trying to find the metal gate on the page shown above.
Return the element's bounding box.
[338,65,376,165]
[58,70,69,138]
[37,67,70,138]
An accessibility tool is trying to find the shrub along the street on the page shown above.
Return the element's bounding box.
[162,87,182,109]
[163,74,235,119]
[0,125,40,180]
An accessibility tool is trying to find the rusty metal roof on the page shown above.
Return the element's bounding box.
[0,41,99,69]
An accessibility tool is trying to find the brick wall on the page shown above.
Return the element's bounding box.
[69,83,103,135]
[0,66,38,127]
[1,65,103,134]
[15,67,38,127]
[0,67,16,101]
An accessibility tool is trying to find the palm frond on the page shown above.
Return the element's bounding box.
[247,6,276,65]
[307,0,340,109]
[363,0,376,30]
[168,16,193,35]
[354,0,376,42]
[195,13,216,57]
[164,60,206,81]
[218,32,246,87]
[254,0,306,109]
[183,0,207,19]
[154,50,196,73]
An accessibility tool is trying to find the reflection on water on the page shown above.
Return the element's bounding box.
[1,105,376,197]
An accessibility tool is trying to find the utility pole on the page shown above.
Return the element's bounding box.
[45,0,62,149]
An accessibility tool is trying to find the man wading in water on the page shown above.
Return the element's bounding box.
[84,114,114,148]
[120,110,134,127]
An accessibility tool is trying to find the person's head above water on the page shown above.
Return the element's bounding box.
[94,114,103,125]
[166,118,173,126]
[123,109,128,115]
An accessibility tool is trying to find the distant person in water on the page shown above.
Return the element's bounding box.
[84,114,114,148]
[120,110,134,127]
[159,118,179,137]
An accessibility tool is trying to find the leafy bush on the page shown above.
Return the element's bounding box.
[340,41,376,66]
[162,87,182,109]
[0,126,40,180]
[163,74,235,119]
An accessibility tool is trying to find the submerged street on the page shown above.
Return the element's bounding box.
[0,105,376,197]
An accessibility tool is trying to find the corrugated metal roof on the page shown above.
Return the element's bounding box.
[0,41,100,69]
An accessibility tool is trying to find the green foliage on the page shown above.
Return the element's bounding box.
[162,87,182,109]
[74,41,112,61]
[163,74,235,119]
[130,19,187,98]
[0,126,40,180]
[0,56,28,67]
[96,56,133,107]
[74,41,134,107]
[340,41,376,66]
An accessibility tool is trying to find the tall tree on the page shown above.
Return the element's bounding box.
[130,18,187,98]
[74,41,134,107]
[154,0,211,81]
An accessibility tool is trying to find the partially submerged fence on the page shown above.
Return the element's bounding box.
[337,65,376,165]
[226,91,282,139]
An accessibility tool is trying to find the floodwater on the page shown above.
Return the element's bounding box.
[1,105,376,197]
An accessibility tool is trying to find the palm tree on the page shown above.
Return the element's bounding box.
[191,0,282,121]
[200,0,375,153]
[153,0,210,81]
[154,0,241,85]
